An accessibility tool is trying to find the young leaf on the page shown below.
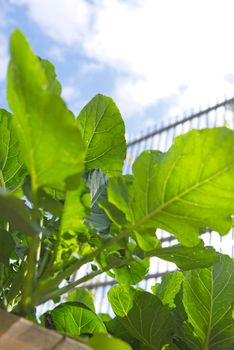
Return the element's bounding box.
[0,109,26,193]
[7,30,85,192]
[49,302,106,337]
[107,128,234,246]
[108,285,135,317]
[153,271,183,308]
[67,288,95,312]
[183,254,234,349]
[113,258,149,285]
[0,229,15,264]
[77,94,126,176]
[110,290,175,350]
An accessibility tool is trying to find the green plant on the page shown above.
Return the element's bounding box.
[0,29,233,349]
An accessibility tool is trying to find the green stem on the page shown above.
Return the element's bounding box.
[46,226,131,288]
[19,185,40,315]
[36,256,133,305]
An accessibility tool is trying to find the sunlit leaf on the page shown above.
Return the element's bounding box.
[77,94,126,176]
[107,128,234,246]
[110,290,175,350]
[7,30,85,192]
[108,285,135,317]
[183,254,234,349]
[67,288,95,312]
[50,302,106,337]
[152,271,183,308]
[0,109,26,193]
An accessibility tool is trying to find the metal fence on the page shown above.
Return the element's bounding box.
[77,97,234,314]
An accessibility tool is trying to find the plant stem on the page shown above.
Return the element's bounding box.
[36,256,133,305]
[42,226,131,291]
[19,185,40,315]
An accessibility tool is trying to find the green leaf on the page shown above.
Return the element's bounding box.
[134,228,160,251]
[145,242,218,270]
[67,288,95,312]
[61,178,90,234]
[113,257,149,285]
[153,271,183,308]
[111,290,175,350]
[86,334,132,350]
[85,169,111,233]
[107,128,234,246]
[183,254,234,349]
[77,94,126,176]
[108,285,135,317]
[0,109,26,193]
[7,30,85,192]
[0,192,38,235]
[39,58,62,95]
[0,229,15,264]
[50,302,106,337]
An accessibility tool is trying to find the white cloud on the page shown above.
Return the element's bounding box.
[9,0,234,118]
[48,46,65,63]
[62,84,80,101]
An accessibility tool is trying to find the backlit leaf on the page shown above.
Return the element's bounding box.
[183,254,234,349]
[77,94,126,176]
[107,128,234,246]
[50,302,106,337]
[108,285,135,317]
[0,109,26,193]
[153,271,183,308]
[110,290,175,350]
[7,30,85,192]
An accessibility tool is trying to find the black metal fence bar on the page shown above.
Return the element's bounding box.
[127,97,234,147]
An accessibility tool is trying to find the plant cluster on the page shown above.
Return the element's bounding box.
[0,30,233,349]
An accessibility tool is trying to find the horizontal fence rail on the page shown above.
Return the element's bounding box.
[70,97,234,314]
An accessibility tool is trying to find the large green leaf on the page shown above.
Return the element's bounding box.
[107,128,234,246]
[0,109,26,193]
[77,94,126,176]
[109,289,175,350]
[183,254,234,349]
[7,30,85,192]
[50,302,106,337]
[144,243,218,270]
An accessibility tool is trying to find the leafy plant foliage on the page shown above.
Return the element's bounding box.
[0,29,233,349]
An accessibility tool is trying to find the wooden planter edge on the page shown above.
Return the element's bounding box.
[0,309,92,350]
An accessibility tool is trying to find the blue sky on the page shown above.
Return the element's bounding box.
[1,0,234,137]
